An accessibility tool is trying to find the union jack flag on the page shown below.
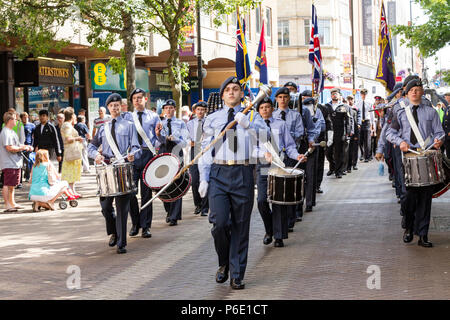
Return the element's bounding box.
[308,5,324,94]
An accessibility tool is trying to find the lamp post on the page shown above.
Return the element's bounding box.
[410,0,414,74]
[196,1,204,101]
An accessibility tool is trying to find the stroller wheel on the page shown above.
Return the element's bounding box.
[59,201,68,210]
[69,200,78,207]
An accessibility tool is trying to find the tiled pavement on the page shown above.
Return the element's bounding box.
[0,160,449,300]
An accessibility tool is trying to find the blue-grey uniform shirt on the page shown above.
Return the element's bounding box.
[376,122,388,154]
[304,103,326,134]
[186,117,206,143]
[123,109,160,149]
[155,116,189,148]
[88,116,141,160]
[272,108,305,141]
[199,104,267,182]
[253,117,300,161]
[386,100,445,149]
[301,107,321,143]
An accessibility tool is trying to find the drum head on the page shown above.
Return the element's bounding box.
[268,167,304,177]
[143,153,181,189]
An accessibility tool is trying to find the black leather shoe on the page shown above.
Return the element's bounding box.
[305,206,312,212]
[274,239,284,247]
[418,236,433,248]
[353,166,358,170]
[142,228,152,238]
[166,214,170,223]
[347,169,352,173]
[326,171,334,176]
[364,159,369,163]
[336,174,343,179]
[296,217,302,222]
[215,265,229,283]
[342,171,347,175]
[359,157,364,161]
[288,227,294,232]
[263,234,272,245]
[316,188,323,193]
[230,278,245,290]
[129,225,139,236]
[109,234,117,247]
[403,229,413,243]
[194,206,201,215]
[116,247,127,254]
[169,220,178,226]
[200,212,208,216]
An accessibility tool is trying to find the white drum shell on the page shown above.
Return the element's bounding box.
[403,151,446,187]
[96,163,137,197]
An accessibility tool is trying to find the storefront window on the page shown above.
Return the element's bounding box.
[28,86,70,121]
[14,87,25,113]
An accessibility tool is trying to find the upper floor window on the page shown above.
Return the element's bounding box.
[304,19,331,46]
[278,20,289,47]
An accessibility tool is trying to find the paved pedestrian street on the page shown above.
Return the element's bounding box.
[0,160,449,300]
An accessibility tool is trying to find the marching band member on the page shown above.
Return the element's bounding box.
[356,88,374,162]
[386,78,444,247]
[255,97,306,247]
[186,101,209,216]
[125,88,160,238]
[88,93,141,254]
[198,76,266,290]
[346,95,361,172]
[155,99,189,226]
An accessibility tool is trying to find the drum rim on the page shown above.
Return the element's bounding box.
[142,153,181,189]
[268,168,305,177]
[158,172,192,202]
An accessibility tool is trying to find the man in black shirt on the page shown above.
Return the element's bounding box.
[33,110,62,164]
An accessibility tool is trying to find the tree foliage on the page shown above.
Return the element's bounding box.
[392,0,450,58]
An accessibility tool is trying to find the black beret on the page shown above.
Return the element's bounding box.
[405,78,423,94]
[39,109,49,116]
[105,93,123,107]
[303,97,315,105]
[220,76,241,98]
[284,82,298,91]
[193,101,208,109]
[256,97,274,111]
[129,88,146,102]
[402,75,419,88]
[393,82,403,92]
[275,87,290,97]
[331,88,341,94]
[360,88,368,94]
[163,99,177,108]
[301,89,312,97]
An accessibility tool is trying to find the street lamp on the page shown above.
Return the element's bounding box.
[196,1,204,101]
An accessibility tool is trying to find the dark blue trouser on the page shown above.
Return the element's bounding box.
[164,198,182,221]
[256,165,289,240]
[403,186,434,236]
[130,149,153,230]
[392,146,406,200]
[209,164,254,281]
[190,164,209,214]
[100,194,131,248]
[283,157,301,227]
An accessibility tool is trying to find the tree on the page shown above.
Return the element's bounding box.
[392,0,450,58]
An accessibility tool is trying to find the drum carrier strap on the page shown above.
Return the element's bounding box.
[132,111,157,155]
[104,121,123,161]
[400,101,426,150]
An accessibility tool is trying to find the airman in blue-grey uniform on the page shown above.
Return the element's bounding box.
[88,93,141,254]
[198,76,267,290]
[254,97,306,248]
[386,78,445,248]
[155,99,189,226]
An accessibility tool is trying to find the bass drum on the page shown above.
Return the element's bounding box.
[432,154,450,198]
[143,153,191,202]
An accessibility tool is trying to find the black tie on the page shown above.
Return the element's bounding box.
[410,105,419,146]
[111,119,118,148]
[137,112,144,145]
[167,118,172,136]
[362,101,366,121]
[265,119,279,152]
[192,119,203,160]
[281,111,286,121]
[227,108,237,152]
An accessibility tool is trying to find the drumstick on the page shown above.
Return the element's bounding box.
[407,149,421,155]
[271,160,292,174]
[139,85,272,213]
[423,134,445,152]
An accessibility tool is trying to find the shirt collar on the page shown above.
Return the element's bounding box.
[224,104,243,113]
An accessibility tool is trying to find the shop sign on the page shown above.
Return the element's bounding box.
[91,62,149,91]
[38,59,74,85]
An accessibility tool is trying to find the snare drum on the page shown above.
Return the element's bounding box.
[403,150,446,187]
[95,162,137,197]
[432,154,450,198]
[143,153,191,202]
[267,167,304,205]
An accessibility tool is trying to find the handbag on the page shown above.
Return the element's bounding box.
[63,124,82,161]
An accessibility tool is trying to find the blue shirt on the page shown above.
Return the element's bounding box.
[74,122,89,139]
[23,122,35,145]
[186,117,206,143]
[155,116,189,149]
[88,116,141,160]
[386,100,445,149]
[198,104,267,182]
[376,122,388,154]
[124,109,161,148]
[254,117,300,161]
[272,108,305,141]
[304,103,326,134]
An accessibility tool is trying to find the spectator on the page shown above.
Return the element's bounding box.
[92,107,111,138]
[181,105,191,123]
[444,92,450,106]
[55,112,65,173]
[434,102,445,123]
[1,112,33,212]
[60,108,83,195]
[20,112,36,182]
[74,115,91,173]
[29,149,70,211]
[2,108,25,143]
[121,99,129,113]
[78,108,86,117]
[33,109,62,168]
